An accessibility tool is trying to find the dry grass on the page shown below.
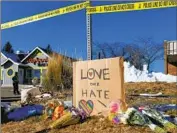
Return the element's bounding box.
[2,82,177,133]
[125,82,177,95]
[125,82,177,106]
[42,54,62,91]
[42,55,73,91]
[61,57,73,90]
[2,116,153,133]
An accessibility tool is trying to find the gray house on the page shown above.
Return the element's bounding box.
[1,52,25,86]
[1,46,74,87]
[1,47,49,86]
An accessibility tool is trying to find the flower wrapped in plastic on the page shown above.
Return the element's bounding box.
[52,105,65,121]
[121,107,166,133]
[108,113,120,124]
[108,100,123,124]
[49,106,87,129]
[120,107,147,125]
[141,107,177,132]
[44,99,63,119]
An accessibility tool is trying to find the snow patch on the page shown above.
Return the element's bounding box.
[124,62,177,83]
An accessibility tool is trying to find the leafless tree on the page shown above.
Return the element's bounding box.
[93,42,108,58]
[94,38,163,71]
[134,38,163,71]
[93,42,129,60]
[125,43,144,70]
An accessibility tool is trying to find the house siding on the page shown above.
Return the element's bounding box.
[2,61,18,86]
[167,63,177,76]
[1,47,74,86]
[23,53,48,68]
[22,50,48,84]
[1,54,7,64]
[164,40,177,76]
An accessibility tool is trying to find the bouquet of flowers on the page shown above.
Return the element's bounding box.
[141,107,177,132]
[49,106,87,129]
[108,100,123,124]
[120,107,167,133]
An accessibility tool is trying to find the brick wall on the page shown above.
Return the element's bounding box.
[167,62,177,76]
[164,41,177,76]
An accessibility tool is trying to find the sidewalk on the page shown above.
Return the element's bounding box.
[1,86,20,98]
[1,85,33,98]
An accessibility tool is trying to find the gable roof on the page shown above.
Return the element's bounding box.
[2,46,77,66]
[17,53,28,60]
[2,52,21,63]
[1,51,24,65]
[1,59,12,65]
[1,52,8,59]
[1,51,29,66]
[1,58,20,66]
[21,47,50,63]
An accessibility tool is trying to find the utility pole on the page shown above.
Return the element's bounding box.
[86,1,92,60]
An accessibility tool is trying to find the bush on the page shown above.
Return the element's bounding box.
[42,54,73,92]
[42,54,62,92]
[62,57,73,90]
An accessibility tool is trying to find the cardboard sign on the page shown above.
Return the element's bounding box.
[73,57,126,116]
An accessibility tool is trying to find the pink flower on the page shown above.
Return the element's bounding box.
[109,100,121,113]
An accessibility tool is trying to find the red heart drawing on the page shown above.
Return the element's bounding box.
[89,72,92,77]
[79,100,94,116]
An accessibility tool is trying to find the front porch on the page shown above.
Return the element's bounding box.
[19,66,47,85]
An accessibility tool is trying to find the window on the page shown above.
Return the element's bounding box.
[7,68,14,77]
[26,69,32,79]
[33,69,41,78]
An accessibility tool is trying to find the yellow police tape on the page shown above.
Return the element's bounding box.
[1,1,90,30]
[87,1,177,14]
[1,1,176,30]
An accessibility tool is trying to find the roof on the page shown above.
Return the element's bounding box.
[1,59,15,66]
[2,51,21,63]
[1,46,77,65]
[21,47,50,63]
[1,51,28,66]
[21,46,76,62]
[165,40,177,43]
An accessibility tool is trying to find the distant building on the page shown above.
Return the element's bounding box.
[1,47,74,86]
[164,40,177,76]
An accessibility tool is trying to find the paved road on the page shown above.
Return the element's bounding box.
[1,85,33,98]
[1,87,21,98]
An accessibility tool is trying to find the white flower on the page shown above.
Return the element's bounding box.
[125,108,136,116]
[119,113,129,124]
[148,124,156,130]
[120,116,128,124]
